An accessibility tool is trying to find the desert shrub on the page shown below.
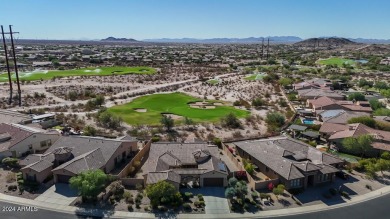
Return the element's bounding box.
[194,201,205,208]
[329,188,338,196]
[158,206,167,211]
[127,204,133,211]
[183,203,191,211]
[2,157,19,168]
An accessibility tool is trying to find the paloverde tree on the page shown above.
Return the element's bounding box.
[69,169,109,202]
[342,134,374,158]
[221,113,242,129]
[145,180,182,207]
[160,115,174,131]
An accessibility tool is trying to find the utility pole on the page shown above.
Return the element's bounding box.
[9,25,21,106]
[266,38,270,60]
[1,25,13,104]
[261,38,264,60]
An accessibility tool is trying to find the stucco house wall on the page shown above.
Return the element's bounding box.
[22,166,53,183]
[9,133,60,158]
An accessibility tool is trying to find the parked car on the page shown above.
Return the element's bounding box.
[336,171,349,180]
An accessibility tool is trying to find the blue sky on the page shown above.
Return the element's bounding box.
[1,0,390,40]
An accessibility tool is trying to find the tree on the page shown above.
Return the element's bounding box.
[266,112,286,127]
[358,79,373,88]
[145,180,181,207]
[374,81,389,90]
[369,99,384,110]
[160,115,174,131]
[278,78,293,88]
[347,116,376,128]
[381,152,390,160]
[97,110,122,130]
[228,177,238,187]
[69,169,108,202]
[373,108,390,116]
[221,113,242,129]
[375,159,390,175]
[95,95,105,106]
[213,138,222,147]
[225,187,236,200]
[252,98,266,109]
[342,134,374,158]
[347,92,366,101]
[184,117,194,126]
[83,125,97,136]
[272,184,285,199]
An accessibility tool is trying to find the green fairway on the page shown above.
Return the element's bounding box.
[245,73,266,81]
[108,92,249,125]
[0,66,155,82]
[318,58,355,66]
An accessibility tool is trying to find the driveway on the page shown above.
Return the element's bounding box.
[34,183,78,206]
[181,187,230,214]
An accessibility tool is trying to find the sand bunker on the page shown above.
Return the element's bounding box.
[134,108,147,113]
[84,69,102,73]
[161,113,183,120]
[189,104,216,109]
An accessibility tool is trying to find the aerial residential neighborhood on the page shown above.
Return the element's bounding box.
[1,1,390,219]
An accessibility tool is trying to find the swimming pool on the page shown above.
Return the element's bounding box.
[302,119,314,125]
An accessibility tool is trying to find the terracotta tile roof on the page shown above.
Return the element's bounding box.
[233,137,343,180]
[319,123,349,134]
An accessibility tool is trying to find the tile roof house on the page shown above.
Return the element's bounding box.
[318,110,369,124]
[324,123,390,156]
[307,97,372,114]
[20,136,138,183]
[0,123,60,159]
[298,89,345,100]
[231,137,343,189]
[293,78,332,90]
[142,143,229,188]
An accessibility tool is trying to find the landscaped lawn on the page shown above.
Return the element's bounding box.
[318,57,355,66]
[108,92,249,125]
[0,66,155,82]
[245,73,266,81]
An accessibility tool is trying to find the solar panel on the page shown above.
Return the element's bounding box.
[218,162,227,172]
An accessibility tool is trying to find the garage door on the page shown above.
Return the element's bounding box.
[56,175,72,183]
[203,178,224,187]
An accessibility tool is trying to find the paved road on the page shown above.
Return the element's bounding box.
[1,194,390,219]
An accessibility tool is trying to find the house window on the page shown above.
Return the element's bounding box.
[47,139,52,146]
[28,145,32,150]
[290,179,301,188]
[319,174,330,182]
[40,141,47,148]
[265,167,269,172]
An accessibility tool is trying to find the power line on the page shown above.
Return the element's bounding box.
[1,25,21,106]
[1,25,13,104]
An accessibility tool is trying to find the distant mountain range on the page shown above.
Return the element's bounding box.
[294,37,359,46]
[142,36,302,44]
[141,36,390,44]
[101,37,138,42]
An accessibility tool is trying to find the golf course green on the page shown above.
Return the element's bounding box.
[318,57,355,66]
[0,66,155,82]
[108,92,249,125]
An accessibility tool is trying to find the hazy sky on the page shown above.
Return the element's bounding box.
[1,0,390,40]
